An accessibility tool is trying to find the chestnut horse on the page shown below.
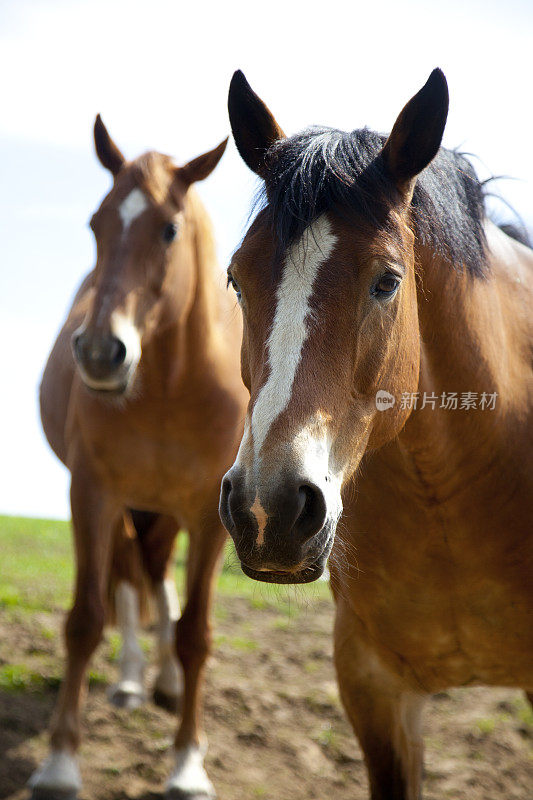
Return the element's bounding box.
[221,69,533,799]
[31,118,247,799]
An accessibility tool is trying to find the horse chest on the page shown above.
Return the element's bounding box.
[339,503,533,691]
[77,404,215,512]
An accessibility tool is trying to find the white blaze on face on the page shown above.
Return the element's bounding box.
[293,420,344,521]
[119,187,148,232]
[111,309,141,366]
[250,215,337,457]
[250,493,268,546]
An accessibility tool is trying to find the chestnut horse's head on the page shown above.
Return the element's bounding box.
[72,116,227,396]
[220,70,449,583]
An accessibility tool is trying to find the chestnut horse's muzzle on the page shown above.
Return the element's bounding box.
[219,466,333,584]
[72,328,131,394]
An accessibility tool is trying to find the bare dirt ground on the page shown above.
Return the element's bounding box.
[1,594,532,800]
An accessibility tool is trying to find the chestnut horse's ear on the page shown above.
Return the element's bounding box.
[94,114,126,176]
[381,69,449,198]
[178,138,228,187]
[228,70,285,178]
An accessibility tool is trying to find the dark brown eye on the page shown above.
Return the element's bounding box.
[372,273,400,297]
[162,222,178,243]
[226,272,241,301]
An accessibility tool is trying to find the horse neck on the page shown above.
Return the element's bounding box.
[142,191,224,396]
[395,222,531,485]
[413,224,530,401]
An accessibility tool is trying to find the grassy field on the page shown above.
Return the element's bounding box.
[0,513,330,694]
[0,513,331,608]
[1,515,532,800]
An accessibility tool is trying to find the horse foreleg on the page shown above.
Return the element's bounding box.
[108,579,147,709]
[29,460,118,800]
[165,511,226,800]
[153,573,182,711]
[131,511,182,711]
[334,599,427,800]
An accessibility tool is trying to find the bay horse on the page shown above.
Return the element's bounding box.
[30,117,247,799]
[221,69,533,799]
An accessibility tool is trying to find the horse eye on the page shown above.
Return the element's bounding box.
[226,272,242,302]
[373,273,400,297]
[162,222,178,243]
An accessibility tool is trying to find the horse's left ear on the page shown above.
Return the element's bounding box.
[381,69,449,199]
[178,138,229,187]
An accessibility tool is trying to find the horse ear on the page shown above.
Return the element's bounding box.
[94,114,126,176]
[228,70,285,178]
[381,69,449,198]
[178,138,228,187]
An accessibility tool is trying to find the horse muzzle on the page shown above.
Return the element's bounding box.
[219,465,336,584]
[72,327,138,396]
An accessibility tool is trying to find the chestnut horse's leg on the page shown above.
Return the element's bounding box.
[131,510,183,711]
[107,514,149,709]
[29,458,119,800]
[334,598,427,800]
[165,506,226,800]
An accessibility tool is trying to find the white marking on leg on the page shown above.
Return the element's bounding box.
[250,216,336,456]
[28,750,82,793]
[118,187,148,231]
[166,745,215,798]
[154,578,183,698]
[109,581,145,703]
[250,493,268,546]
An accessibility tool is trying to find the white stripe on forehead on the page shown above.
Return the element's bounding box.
[250,215,336,457]
[119,188,148,231]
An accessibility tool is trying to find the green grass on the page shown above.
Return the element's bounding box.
[475,717,497,735]
[0,514,331,616]
[316,723,340,751]
[215,634,258,652]
[0,515,73,612]
[0,662,107,693]
[513,696,533,728]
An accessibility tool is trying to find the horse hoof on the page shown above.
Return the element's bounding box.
[109,688,144,710]
[153,687,181,714]
[108,683,145,710]
[166,745,214,800]
[30,790,78,800]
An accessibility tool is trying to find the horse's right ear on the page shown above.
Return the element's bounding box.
[94,114,126,176]
[228,71,285,178]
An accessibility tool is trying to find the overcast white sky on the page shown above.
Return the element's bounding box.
[1,0,532,519]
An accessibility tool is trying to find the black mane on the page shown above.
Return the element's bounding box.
[260,127,489,277]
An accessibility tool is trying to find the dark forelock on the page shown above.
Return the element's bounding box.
[258,127,489,277]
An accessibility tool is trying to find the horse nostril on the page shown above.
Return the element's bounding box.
[294,483,327,542]
[72,331,85,361]
[110,337,127,366]
[219,475,234,529]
